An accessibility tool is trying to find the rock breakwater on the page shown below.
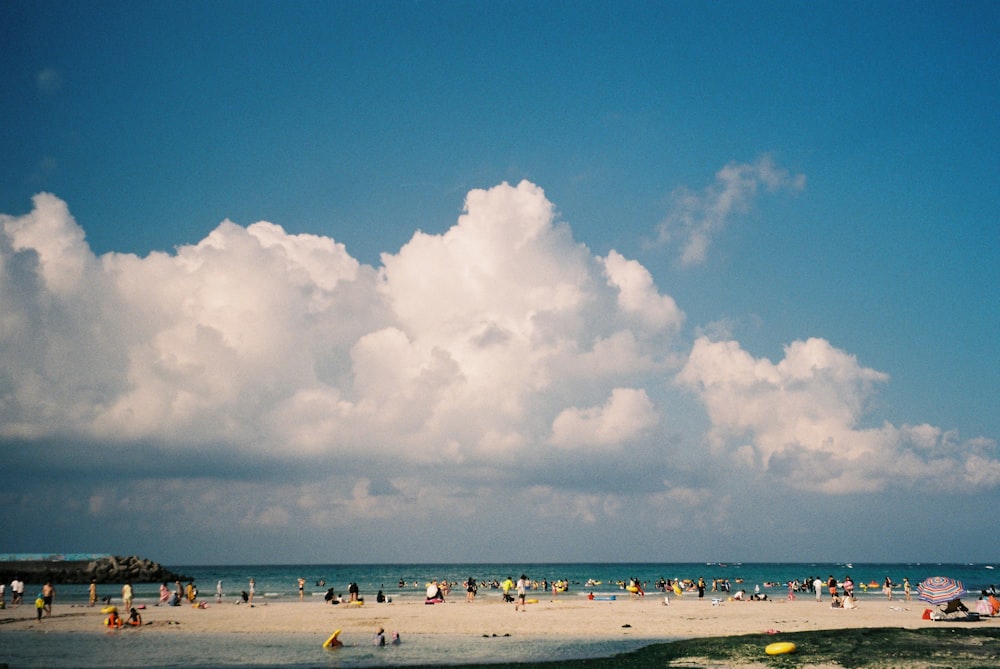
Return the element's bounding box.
[0,554,188,584]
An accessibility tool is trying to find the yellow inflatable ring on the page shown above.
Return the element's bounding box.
[626,586,639,593]
[323,629,342,648]
[101,605,118,614]
[765,642,797,655]
[525,598,539,604]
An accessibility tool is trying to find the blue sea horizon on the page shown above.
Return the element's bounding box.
[33,560,1000,605]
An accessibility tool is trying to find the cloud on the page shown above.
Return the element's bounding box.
[0,176,995,562]
[655,155,805,265]
[602,250,683,332]
[549,387,659,449]
[0,182,681,470]
[676,336,998,493]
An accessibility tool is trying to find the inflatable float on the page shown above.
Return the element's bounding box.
[765,642,797,655]
[323,629,342,648]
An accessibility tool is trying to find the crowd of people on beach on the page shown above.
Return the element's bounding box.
[7,569,1000,625]
[0,578,56,620]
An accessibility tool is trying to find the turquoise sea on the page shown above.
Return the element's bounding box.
[2,562,997,668]
[23,561,1000,605]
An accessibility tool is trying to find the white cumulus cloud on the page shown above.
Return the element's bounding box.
[676,336,997,493]
[549,387,659,449]
[1,175,996,563]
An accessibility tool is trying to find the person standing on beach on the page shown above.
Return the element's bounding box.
[515,574,529,612]
[813,576,823,602]
[501,576,514,602]
[248,578,256,605]
[216,580,223,603]
[122,582,133,611]
[903,578,911,601]
[10,576,23,606]
[883,576,893,600]
[298,577,306,601]
[466,576,477,602]
[42,581,55,616]
[88,579,97,607]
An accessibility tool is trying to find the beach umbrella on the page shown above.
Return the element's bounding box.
[917,576,966,605]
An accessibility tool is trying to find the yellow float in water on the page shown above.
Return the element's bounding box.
[765,641,796,655]
[323,629,342,648]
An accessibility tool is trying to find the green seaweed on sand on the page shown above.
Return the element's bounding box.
[639,627,1000,668]
[426,627,1000,669]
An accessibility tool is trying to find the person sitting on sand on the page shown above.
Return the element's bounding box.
[425,580,444,603]
[106,609,123,628]
[989,593,1000,615]
[373,627,386,646]
[940,598,969,616]
[733,589,745,601]
[391,631,401,644]
[830,593,842,608]
[842,594,858,609]
[126,607,143,626]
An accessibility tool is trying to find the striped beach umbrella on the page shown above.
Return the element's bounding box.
[917,576,966,605]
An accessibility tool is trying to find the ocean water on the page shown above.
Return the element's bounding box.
[23,561,999,605]
[3,562,997,668]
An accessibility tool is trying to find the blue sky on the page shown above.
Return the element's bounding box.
[2,1,998,565]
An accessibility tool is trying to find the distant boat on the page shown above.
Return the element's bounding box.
[986,565,995,570]
[846,563,853,569]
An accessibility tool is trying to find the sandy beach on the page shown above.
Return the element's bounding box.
[3,592,995,643]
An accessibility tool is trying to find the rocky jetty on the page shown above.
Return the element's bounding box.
[0,554,188,584]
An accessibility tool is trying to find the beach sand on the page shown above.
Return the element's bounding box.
[3,592,995,642]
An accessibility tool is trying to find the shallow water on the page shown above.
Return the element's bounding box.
[0,630,656,669]
[21,561,1000,607]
